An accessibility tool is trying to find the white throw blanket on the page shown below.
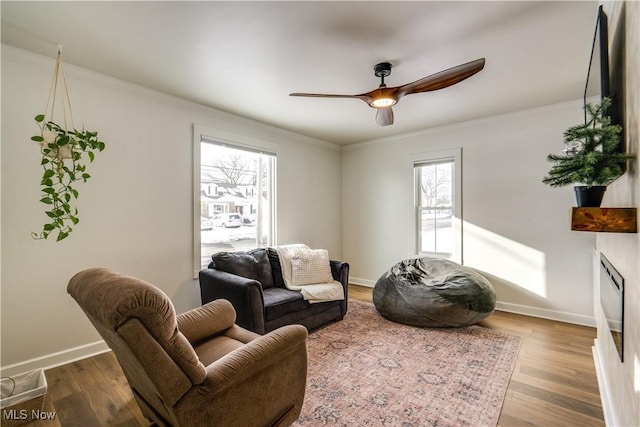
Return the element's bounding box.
[274,244,344,304]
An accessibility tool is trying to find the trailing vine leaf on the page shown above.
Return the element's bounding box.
[30,115,105,241]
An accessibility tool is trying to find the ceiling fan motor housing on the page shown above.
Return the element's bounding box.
[374,62,392,79]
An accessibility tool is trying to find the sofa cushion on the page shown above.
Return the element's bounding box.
[291,249,334,286]
[263,288,308,321]
[268,248,285,288]
[248,249,274,289]
[211,249,274,289]
[272,244,311,288]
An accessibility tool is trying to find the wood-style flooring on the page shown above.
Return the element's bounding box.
[351,285,605,427]
[13,284,604,426]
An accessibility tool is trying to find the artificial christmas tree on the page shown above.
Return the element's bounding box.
[543,97,633,207]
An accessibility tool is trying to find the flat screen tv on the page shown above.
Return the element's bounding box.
[584,5,625,152]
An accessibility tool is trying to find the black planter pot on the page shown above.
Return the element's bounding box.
[574,185,607,207]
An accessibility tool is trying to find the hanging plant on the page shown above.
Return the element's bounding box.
[30,47,105,242]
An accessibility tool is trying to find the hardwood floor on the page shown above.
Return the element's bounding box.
[353,285,604,427]
[13,285,604,426]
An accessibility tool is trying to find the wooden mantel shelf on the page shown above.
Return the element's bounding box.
[571,207,638,233]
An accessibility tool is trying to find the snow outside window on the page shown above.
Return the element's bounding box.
[193,131,276,276]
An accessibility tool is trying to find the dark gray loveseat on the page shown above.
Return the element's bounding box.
[199,248,349,334]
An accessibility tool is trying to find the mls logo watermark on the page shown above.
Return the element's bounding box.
[3,408,57,421]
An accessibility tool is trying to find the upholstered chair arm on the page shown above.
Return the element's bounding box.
[199,269,266,334]
[223,324,262,344]
[177,299,237,344]
[330,261,349,286]
[204,324,307,385]
[330,260,350,319]
[174,324,308,426]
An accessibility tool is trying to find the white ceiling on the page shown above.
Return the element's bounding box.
[1,1,598,145]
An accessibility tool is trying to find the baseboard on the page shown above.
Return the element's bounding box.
[349,277,375,287]
[495,301,596,327]
[593,340,617,426]
[0,340,109,377]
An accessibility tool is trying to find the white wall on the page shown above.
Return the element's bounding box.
[0,45,342,374]
[343,100,596,324]
[593,2,640,426]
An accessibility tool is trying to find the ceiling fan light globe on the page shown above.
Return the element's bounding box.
[370,98,396,108]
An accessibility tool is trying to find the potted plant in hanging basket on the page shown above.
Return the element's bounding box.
[29,47,106,242]
[542,97,634,207]
[31,116,105,241]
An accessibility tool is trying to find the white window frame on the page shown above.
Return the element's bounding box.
[410,147,462,263]
[192,125,278,277]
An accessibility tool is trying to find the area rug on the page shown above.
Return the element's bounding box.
[293,300,521,427]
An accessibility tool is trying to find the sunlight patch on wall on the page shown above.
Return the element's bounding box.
[463,222,547,298]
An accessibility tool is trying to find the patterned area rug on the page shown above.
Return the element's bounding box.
[293,300,521,427]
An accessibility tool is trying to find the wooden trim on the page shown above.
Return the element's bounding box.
[571,207,637,233]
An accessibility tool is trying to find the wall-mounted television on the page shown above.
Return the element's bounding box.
[583,5,625,152]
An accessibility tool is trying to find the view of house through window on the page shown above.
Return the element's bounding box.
[415,158,455,257]
[200,140,275,268]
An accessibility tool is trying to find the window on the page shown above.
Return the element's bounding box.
[413,148,461,262]
[194,129,276,275]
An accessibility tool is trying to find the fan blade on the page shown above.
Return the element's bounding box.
[375,107,394,126]
[397,58,485,97]
[289,92,368,102]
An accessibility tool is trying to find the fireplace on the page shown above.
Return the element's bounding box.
[600,253,624,362]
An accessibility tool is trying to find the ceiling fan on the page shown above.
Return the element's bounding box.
[290,58,485,127]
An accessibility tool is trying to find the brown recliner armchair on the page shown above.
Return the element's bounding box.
[67,268,308,427]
